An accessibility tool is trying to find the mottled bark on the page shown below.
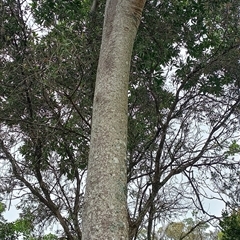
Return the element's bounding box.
[82,0,146,239]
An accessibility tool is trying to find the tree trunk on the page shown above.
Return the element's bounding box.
[82,0,146,239]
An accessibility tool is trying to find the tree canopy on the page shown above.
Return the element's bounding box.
[0,0,240,239]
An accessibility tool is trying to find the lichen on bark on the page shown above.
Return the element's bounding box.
[82,0,146,239]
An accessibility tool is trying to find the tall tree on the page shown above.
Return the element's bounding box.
[82,0,146,239]
[0,0,240,239]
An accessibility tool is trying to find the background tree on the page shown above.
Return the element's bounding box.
[0,202,57,239]
[0,0,240,239]
[159,217,218,240]
[219,209,240,240]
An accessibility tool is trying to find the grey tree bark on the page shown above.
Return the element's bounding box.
[82,0,146,239]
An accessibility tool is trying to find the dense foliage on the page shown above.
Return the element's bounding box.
[0,202,58,239]
[219,210,240,240]
[0,0,240,239]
